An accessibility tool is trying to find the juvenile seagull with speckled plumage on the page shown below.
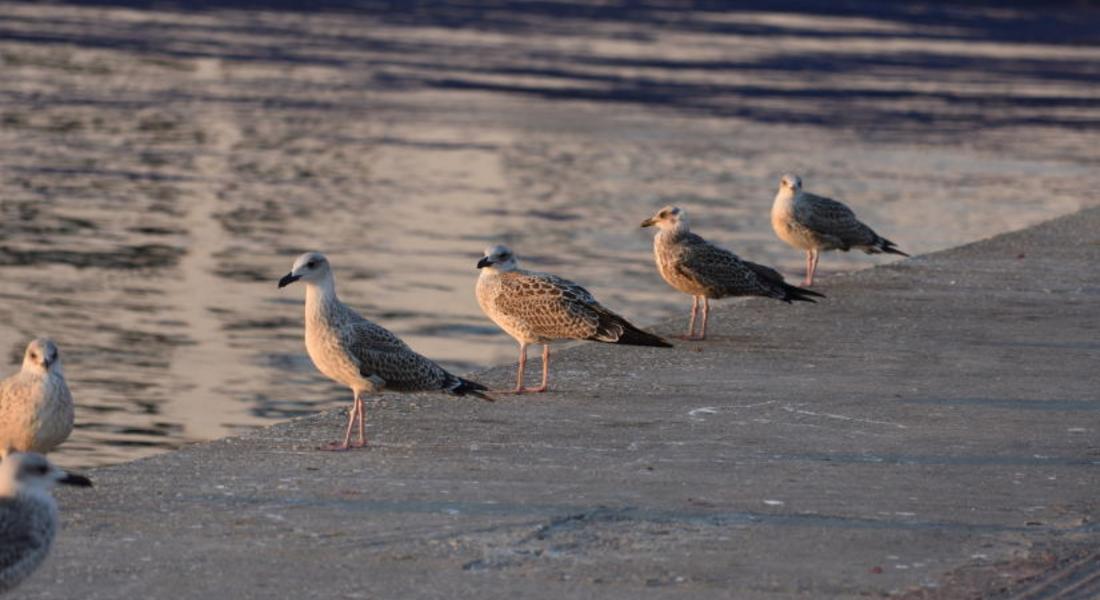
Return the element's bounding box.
[0,451,92,595]
[642,206,823,340]
[476,245,671,394]
[771,173,909,286]
[0,338,73,455]
[279,252,492,451]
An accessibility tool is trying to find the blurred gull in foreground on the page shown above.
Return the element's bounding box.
[771,173,909,286]
[0,451,92,595]
[279,252,492,451]
[0,338,73,454]
[642,206,823,340]
[476,245,671,394]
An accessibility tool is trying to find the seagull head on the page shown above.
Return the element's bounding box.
[0,451,92,498]
[279,252,331,288]
[477,245,518,272]
[779,173,802,192]
[640,205,687,231]
[22,337,60,375]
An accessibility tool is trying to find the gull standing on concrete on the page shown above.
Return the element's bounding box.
[0,451,92,595]
[476,245,671,394]
[771,173,909,286]
[642,206,823,340]
[279,252,492,451]
[0,338,73,455]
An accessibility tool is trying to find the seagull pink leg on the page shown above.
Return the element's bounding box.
[699,297,710,340]
[810,250,820,286]
[680,296,707,341]
[678,296,699,340]
[530,345,550,393]
[805,249,820,286]
[350,393,368,449]
[319,395,360,451]
[508,343,529,394]
[689,296,698,337]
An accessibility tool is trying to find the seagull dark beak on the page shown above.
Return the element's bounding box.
[278,272,301,288]
[640,217,655,228]
[476,257,493,269]
[59,472,93,488]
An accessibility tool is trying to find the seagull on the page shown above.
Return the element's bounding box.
[278,252,492,451]
[771,173,909,286]
[476,245,671,394]
[641,206,823,340]
[0,450,92,595]
[0,338,74,455]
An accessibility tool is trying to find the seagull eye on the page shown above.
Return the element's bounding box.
[29,352,37,360]
[306,261,316,269]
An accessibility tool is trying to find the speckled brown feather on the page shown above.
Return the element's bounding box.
[793,192,882,250]
[656,231,817,301]
[304,279,489,400]
[477,269,669,347]
[777,190,907,256]
[345,319,457,393]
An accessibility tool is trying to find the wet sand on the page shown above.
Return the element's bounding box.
[0,1,1098,466]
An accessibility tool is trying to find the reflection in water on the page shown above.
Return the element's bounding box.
[0,3,1096,468]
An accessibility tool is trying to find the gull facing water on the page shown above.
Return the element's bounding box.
[476,245,671,394]
[771,173,909,286]
[0,451,92,595]
[279,252,492,451]
[642,206,823,340]
[0,338,73,455]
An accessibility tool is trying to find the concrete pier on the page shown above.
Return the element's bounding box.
[21,207,1100,598]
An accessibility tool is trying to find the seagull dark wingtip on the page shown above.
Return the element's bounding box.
[451,377,493,401]
[59,472,93,488]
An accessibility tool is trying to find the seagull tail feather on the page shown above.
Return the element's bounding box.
[871,235,909,257]
[448,376,495,402]
[617,326,674,348]
[592,310,673,348]
[782,282,825,303]
[880,238,910,257]
[745,259,824,303]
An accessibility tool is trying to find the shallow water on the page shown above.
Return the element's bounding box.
[0,2,1097,467]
